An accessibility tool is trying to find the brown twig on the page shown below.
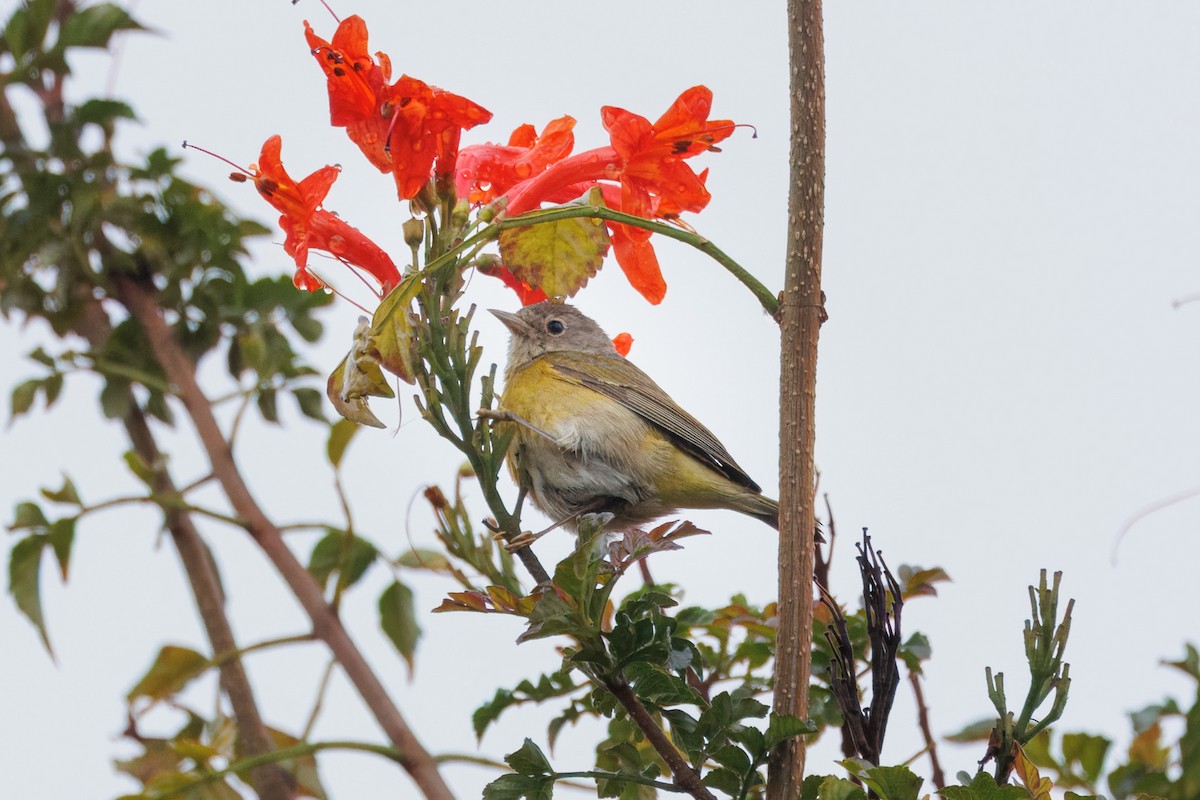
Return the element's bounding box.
[604,678,716,800]
[114,276,454,800]
[71,291,294,800]
[769,0,826,796]
[908,671,946,789]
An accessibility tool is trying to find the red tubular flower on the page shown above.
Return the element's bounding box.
[455,116,577,204]
[305,16,491,199]
[251,135,400,292]
[601,85,734,221]
[476,260,548,306]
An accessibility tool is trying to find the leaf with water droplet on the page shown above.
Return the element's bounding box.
[499,186,610,298]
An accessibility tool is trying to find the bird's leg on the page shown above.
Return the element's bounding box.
[501,499,613,552]
[476,408,558,443]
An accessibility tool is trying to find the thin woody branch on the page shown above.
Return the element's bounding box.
[604,677,717,800]
[113,275,455,800]
[71,291,293,800]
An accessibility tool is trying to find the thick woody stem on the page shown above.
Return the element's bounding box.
[604,678,716,800]
[768,0,825,797]
[114,277,455,800]
[72,293,294,800]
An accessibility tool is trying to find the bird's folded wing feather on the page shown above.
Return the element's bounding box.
[549,357,762,493]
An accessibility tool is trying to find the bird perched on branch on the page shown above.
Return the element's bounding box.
[490,302,778,537]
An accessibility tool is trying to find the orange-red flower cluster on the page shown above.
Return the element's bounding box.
[251,135,400,293]
[457,86,734,304]
[264,15,738,307]
[304,16,491,201]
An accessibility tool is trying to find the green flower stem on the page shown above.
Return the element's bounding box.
[75,493,246,529]
[551,771,685,792]
[151,740,406,799]
[497,205,780,316]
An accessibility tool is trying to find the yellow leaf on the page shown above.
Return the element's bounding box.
[369,273,423,383]
[1013,743,1054,800]
[499,186,610,297]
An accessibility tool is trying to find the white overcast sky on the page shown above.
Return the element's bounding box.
[2,2,1199,798]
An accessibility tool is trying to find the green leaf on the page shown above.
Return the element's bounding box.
[816,775,868,800]
[4,0,54,57]
[1061,733,1110,783]
[379,580,421,674]
[262,728,328,800]
[75,98,137,128]
[47,517,75,580]
[482,773,554,800]
[861,765,923,800]
[499,186,611,297]
[702,766,744,796]
[58,4,143,49]
[11,500,48,530]
[100,379,133,420]
[122,450,157,486]
[326,418,358,468]
[256,387,279,424]
[765,712,818,750]
[27,347,56,367]
[41,372,63,407]
[938,773,1027,800]
[40,474,81,506]
[10,378,39,418]
[127,645,210,704]
[8,534,52,655]
[505,738,553,776]
[945,718,996,743]
[899,631,932,673]
[307,530,377,592]
[293,387,326,421]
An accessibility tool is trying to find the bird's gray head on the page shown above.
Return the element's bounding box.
[491,302,617,372]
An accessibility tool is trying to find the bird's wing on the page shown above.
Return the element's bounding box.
[549,355,762,493]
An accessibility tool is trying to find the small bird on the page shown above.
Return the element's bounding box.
[491,302,779,534]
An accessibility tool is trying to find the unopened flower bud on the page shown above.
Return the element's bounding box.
[402,218,424,248]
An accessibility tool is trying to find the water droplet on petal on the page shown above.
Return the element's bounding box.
[513,163,532,178]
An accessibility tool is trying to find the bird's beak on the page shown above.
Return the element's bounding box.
[489,308,532,335]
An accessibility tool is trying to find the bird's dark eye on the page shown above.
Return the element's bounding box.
[546,319,565,335]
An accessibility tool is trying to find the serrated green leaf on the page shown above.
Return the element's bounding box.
[862,765,923,800]
[499,187,610,297]
[8,534,52,655]
[817,775,868,800]
[482,773,554,800]
[938,772,1027,800]
[765,712,817,750]
[505,738,553,777]
[379,580,421,674]
[711,744,752,775]
[127,645,210,704]
[702,766,744,796]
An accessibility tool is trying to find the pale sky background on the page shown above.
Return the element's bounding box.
[2,2,1199,798]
